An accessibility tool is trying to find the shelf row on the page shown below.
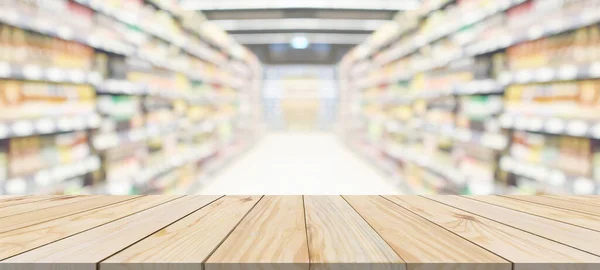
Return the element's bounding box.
[0,62,102,85]
[99,143,219,195]
[353,5,600,90]
[376,0,527,66]
[0,8,135,56]
[499,114,600,139]
[3,155,101,195]
[382,142,465,190]
[0,114,102,140]
[500,156,597,195]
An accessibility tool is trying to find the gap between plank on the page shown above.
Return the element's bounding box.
[0,196,143,236]
[425,196,600,262]
[499,195,600,217]
[302,195,311,270]
[97,195,226,266]
[0,195,184,261]
[468,196,600,233]
[340,195,409,269]
[0,195,60,210]
[202,195,265,267]
[382,195,516,270]
[0,195,93,218]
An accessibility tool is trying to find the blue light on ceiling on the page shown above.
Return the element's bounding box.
[290,36,309,49]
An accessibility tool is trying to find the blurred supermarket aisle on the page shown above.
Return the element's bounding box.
[196,132,405,195]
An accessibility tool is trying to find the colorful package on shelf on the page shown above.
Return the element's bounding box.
[0,24,95,69]
[504,80,600,119]
[7,132,89,178]
[102,141,147,183]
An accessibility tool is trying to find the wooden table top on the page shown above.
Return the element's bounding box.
[1,195,600,270]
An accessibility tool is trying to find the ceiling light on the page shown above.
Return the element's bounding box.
[291,36,309,49]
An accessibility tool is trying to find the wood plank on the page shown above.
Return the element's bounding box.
[0,195,136,233]
[101,196,262,270]
[0,195,72,214]
[205,196,309,270]
[470,196,600,232]
[385,196,600,270]
[0,195,182,260]
[503,195,600,216]
[343,196,510,270]
[304,196,405,270]
[542,195,600,207]
[429,195,600,257]
[0,196,27,202]
[1,196,222,270]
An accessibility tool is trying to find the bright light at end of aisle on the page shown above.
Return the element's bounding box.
[291,36,309,49]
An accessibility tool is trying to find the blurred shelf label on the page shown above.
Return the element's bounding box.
[528,117,543,131]
[566,120,588,136]
[47,68,65,82]
[0,62,11,77]
[545,118,565,134]
[590,62,600,78]
[593,124,600,139]
[23,65,42,80]
[57,26,74,40]
[574,178,596,195]
[558,65,578,80]
[35,118,55,134]
[12,121,34,136]
[527,26,544,40]
[5,178,27,194]
[0,124,8,139]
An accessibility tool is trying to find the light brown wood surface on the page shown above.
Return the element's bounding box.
[0,195,89,218]
[304,195,405,270]
[205,196,309,270]
[343,196,510,270]
[504,195,600,216]
[385,196,600,270]
[429,195,600,257]
[0,195,25,201]
[0,195,135,233]
[2,196,221,268]
[469,196,600,232]
[0,195,63,210]
[1,195,600,270]
[101,196,261,270]
[542,195,600,207]
[0,195,181,260]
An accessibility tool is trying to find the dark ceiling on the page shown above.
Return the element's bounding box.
[200,9,398,65]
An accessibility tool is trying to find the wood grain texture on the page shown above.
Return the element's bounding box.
[542,195,600,207]
[430,195,600,257]
[304,196,405,270]
[503,196,600,216]
[0,196,24,201]
[343,196,510,270]
[101,196,262,270]
[469,196,600,232]
[0,195,136,234]
[0,195,181,260]
[1,196,221,270]
[0,196,50,207]
[0,195,79,217]
[205,196,309,270]
[385,196,600,270]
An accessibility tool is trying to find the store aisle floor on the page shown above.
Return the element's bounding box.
[196,132,405,195]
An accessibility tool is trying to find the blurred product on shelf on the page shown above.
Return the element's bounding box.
[339,0,600,195]
[0,80,97,120]
[0,0,264,195]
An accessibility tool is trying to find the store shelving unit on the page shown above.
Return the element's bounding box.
[0,0,263,195]
[339,0,600,195]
